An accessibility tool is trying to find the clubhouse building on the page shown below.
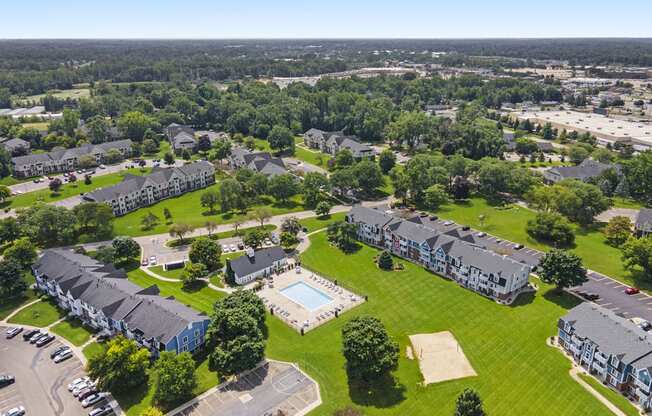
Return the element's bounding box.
[346,206,531,302]
[33,249,210,356]
[83,160,215,216]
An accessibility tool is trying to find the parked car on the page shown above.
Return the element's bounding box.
[89,406,114,416]
[149,255,157,265]
[640,321,652,332]
[78,387,98,401]
[222,244,230,253]
[2,406,25,416]
[625,287,640,295]
[141,258,149,266]
[98,164,106,169]
[429,215,438,221]
[476,232,486,238]
[5,327,23,339]
[68,376,90,391]
[22,329,39,341]
[581,293,600,301]
[230,244,236,252]
[82,393,105,408]
[51,345,71,360]
[29,331,45,343]
[0,375,15,388]
[32,178,41,183]
[96,334,110,343]
[73,382,91,396]
[514,244,524,250]
[54,350,73,363]
[237,242,244,250]
[443,221,454,226]
[36,334,55,347]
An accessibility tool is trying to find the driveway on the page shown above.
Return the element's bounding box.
[167,360,320,416]
[0,327,91,416]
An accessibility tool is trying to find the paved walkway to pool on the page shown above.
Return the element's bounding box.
[258,268,365,333]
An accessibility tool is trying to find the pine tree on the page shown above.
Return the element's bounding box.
[454,388,486,416]
[378,251,393,270]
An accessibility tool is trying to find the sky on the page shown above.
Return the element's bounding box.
[2,0,652,39]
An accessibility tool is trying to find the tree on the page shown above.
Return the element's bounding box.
[251,206,273,228]
[205,220,217,236]
[219,179,244,213]
[112,236,141,262]
[206,290,266,376]
[281,217,302,236]
[514,138,538,155]
[163,207,172,223]
[0,185,11,203]
[105,148,124,164]
[153,351,197,405]
[268,174,299,203]
[622,236,652,278]
[84,174,92,185]
[568,145,590,165]
[341,316,399,381]
[526,212,575,247]
[377,250,393,270]
[197,135,211,152]
[352,160,384,195]
[0,217,20,243]
[141,407,164,416]
[335,149,354,168]
[423,184,449,210]
[556,180,611,225]
[16,205,77,246]
[315,201,332,217]
[268,125,295,154]
[302,172,329,208]
[330,167,358,197]
[3,238,37,270]
[49,178,63,193]
[243,229,269,249]
[327,221,359,253]
[378,149,396,174]
[605,216,633,247]
[182,262,208,287]
[87,336,150,394]
[94,245,116,265]
[163,152,175,166]
[169,223,193,244]
[280,232,299,249]
[189,237,222,271]
[538,249,587,290]
[384,111,434,149]
[77,154,97,169]
[143,139,158,155]
[0,259,26,298]
[141,211,160,230]
[200,190,220,214]
[454,388,486,416]
[117,111,155,141]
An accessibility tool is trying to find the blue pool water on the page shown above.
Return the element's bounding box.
[280,281,334,311]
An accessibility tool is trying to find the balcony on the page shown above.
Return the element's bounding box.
[635,377,651,394]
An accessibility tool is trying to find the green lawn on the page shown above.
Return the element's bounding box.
[261,232,612,416]
[578,373,640,416]
[4,168,151,209]
[432,197,641,289]
[166,224,277,247]
[149,265,184,280]
[51,318,94,346]
[7,299,65,327]
[20,121,50,131]
[612,197,646,210]
[112,182,306,237]
[20,87,90,103]
[294,146,331,168]
[127,268,225,314]
[299,212,347,233]
[0,176,30,186]
[82,342,108,361]
[0,289,39,320]
[143,140,172,160]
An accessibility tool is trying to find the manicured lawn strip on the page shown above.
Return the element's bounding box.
[7,299,65,327]
[6,168,152,209]
[299,212,347,233]
[612,197,646,210]
[112,181,306,237]
[82,342,107,360]
[264,232,611,416]
[0,176,28,186]
[149,265,184,280]
[578,373,640,416]
[51,318,94,346]
[166,224,277,248]
[294,146,330,168]
[433,197,638,288]
[0,289,39,320]
[127,268,224,315]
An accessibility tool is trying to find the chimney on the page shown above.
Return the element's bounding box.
[246,248,255,258]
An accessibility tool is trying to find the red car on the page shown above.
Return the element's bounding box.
[625,287,640,295]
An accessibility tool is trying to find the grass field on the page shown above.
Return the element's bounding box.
[432,197,640,288]
[82,342,107,361]
[0,289,39,320]
[51,318,94,346]
[166,224,276,247]
[578,373,640,416]
[294,146,331,168]
[20,121,50,131]
[112,182,306,237]
[149,265,184,280]
[19,88,91,103]
[299,212,347,233]
[7,299,65,327]
[261,232,613,416]
[4,168,151,209]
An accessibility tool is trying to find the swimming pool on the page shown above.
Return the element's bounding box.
[280,281,334,311]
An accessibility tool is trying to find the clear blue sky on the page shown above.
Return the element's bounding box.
[2,0,651,38]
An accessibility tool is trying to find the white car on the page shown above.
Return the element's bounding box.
[230,244,237,252]
[54,349,73,363]
[68,376,90,391]
[2,406,25,416]
[222,244,230,253]
[149,255,157,265]
[82,393,105,408]
[73,382,90,396]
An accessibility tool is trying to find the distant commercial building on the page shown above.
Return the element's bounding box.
[515,110,652,150]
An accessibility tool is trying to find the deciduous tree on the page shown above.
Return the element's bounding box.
[538,249,587,290]
[341,316,399,381]
[87,336,150,394]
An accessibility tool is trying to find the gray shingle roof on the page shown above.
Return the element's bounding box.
[636,208,652,230]
[545,159,618,182]
[229,246,287,278]
[11,139,133,168]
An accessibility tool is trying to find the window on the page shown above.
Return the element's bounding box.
[194,330,200,338]
[183,336,189,344]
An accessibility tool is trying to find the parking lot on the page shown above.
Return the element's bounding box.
[0,326,103,416]
[169,361,320,416]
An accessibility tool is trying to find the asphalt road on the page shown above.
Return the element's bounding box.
[0,328,90,416]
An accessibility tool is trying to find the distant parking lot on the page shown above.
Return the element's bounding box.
[0,326,100,416]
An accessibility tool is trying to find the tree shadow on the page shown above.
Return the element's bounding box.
[113,381,150,413]
[182,280,208,294]
[347,372,406,408]
[507,290,536,308]
[543,288,582,309]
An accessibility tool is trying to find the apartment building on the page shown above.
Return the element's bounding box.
[33,249,210,356]
[346,206,530,301]
[543,159,620,184]
[303,128,374,159]
[84,160,215,216]
[558,302,652,410]
[11,139,133,178]
[228,148,288,177]
[167,123,197,154]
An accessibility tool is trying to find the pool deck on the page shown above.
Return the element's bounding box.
[258,268,365,333]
